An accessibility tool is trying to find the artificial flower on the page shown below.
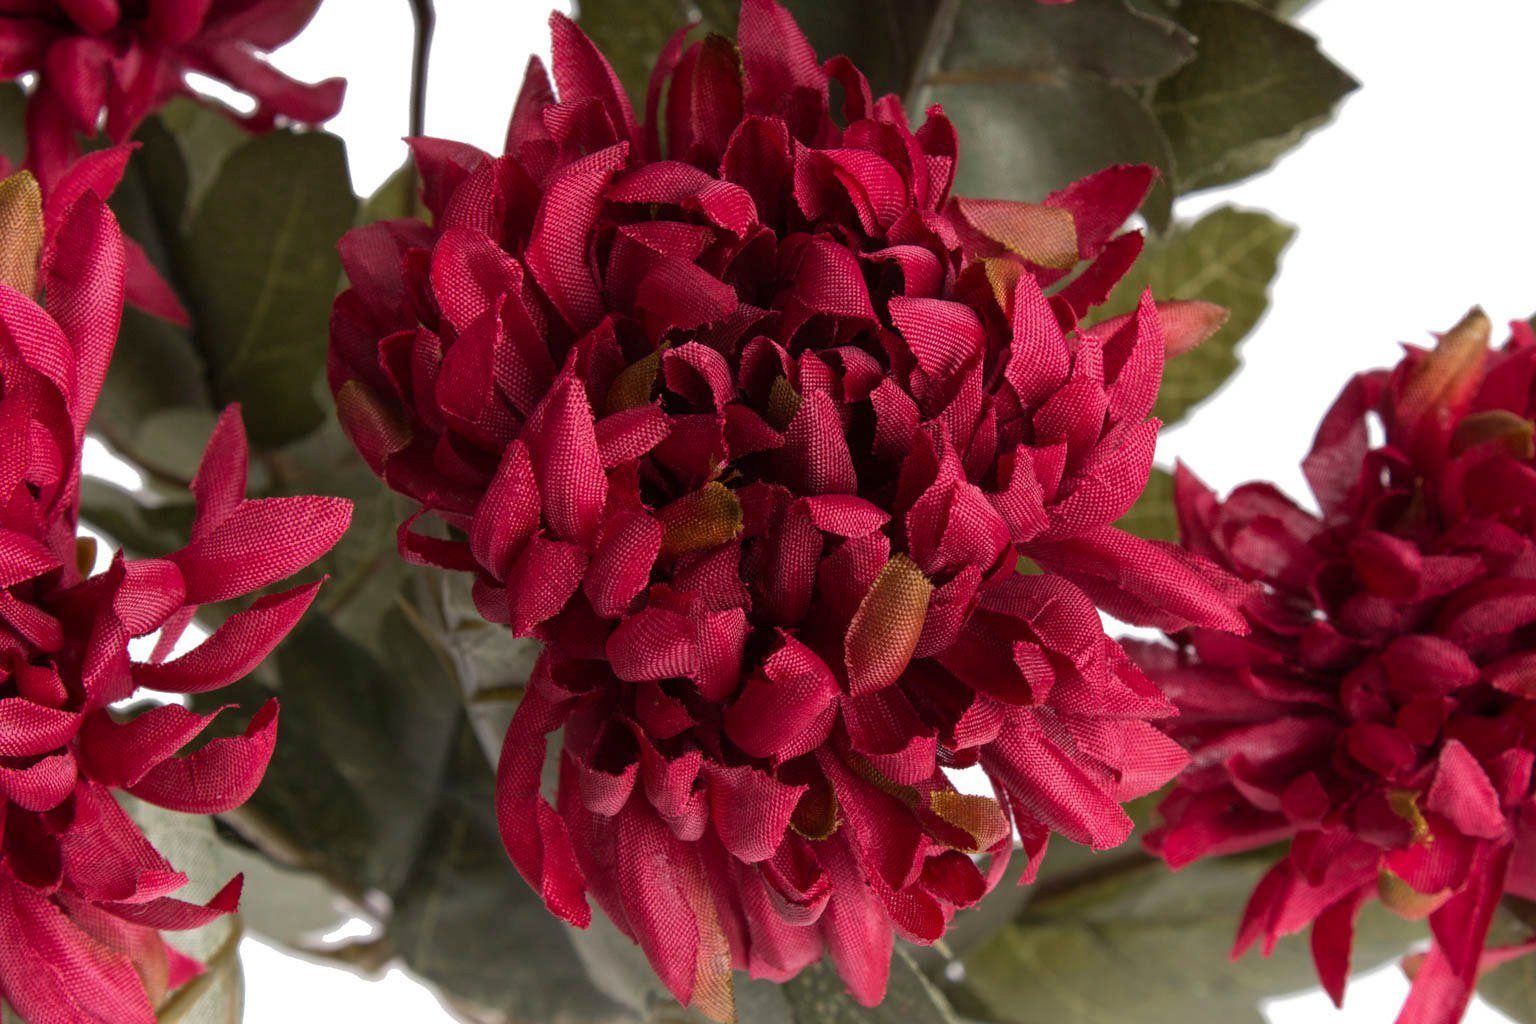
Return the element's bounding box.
[1142,310,1536,1024]
[329,1,1240,1015]
[0,0,343,189]
[0,167,350,1023]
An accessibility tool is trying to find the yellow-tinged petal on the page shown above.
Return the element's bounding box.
[928,790,1011,853]
[684,857,737,1024]
[75,537,98,578]
[1451,409,1535,458]
[1388,788,1433,846]
[605,349,661,414]
[0,170,44,298]
[335,379,412,470]
[1378,868,1451,920]
[845,553,931,696]
[956,197,1079,270]
[765,375,801,431]
[659,482,744,557]
[1399,307,1491,426]
[984,257,1024,313]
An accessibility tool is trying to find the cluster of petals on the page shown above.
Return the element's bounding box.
[1140,310,1536,1024]
[328,1,1241,1016]
[0,0,343,190]
[0,166,350,1023]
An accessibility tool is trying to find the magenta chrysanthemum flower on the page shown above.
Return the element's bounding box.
[0,168,350,1023]
[0,0,344,188]
[1140,310,1536,1024]
[328,1,1242,1015]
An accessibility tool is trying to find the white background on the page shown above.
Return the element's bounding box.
[170,1,1536,1020]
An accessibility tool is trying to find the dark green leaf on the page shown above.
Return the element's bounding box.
[929,0,1194,88]
[208,608,460,896]
[157,99,250,225]
[388,721,630,1024]
[577,0,1190,222]
[1151,0,1356,192]
[784,951,960,1024]
[0,83,26,165]
[181,131,357,446]
[951,854,1420,1024]
[205,583,617,1024]
[930,70,1175,228]
[79,479,196,556]
[1100,206,1295,426]
[573,0,736,105]
[1117,466,1177,542]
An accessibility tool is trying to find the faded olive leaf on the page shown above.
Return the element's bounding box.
[97,126,214,468]
[1116,466,1177,543]
[205,609,460,897]
[1249,0,1320,17]
[359,160,426,224]
[216,842,352,949]
[1469,900,1536,1023]
[1152,0,1356,192]
[121,796,246,1024]
[1099,206,1295,427]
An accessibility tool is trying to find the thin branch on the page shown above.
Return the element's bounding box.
[904,0,963,113]
[408,0,437,139]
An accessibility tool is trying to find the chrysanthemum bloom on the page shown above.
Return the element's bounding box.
[0,169,350,1023]
[0,0,343,188]
[329,1,1241,1015]
[1140,310,1536,1024]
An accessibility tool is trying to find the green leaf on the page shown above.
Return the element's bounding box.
[921,0,1194,89]
[1117,466,1177,542]
[929,70,1175,229]
[157,99,251,225]
[91,310,214,484]
[1100,206,1295,427]
[1469,899,1536,1023]
[181,131,357,446]
[1151,0,1356,192]
[207,609,460,896]
[387,720,629,1024]
[79,479,196,556]
[203,588,616,1024]
[951,853,1420,1024]
[784,951,961,1024]
[577,1,1190,223]
[572,0,736,105]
